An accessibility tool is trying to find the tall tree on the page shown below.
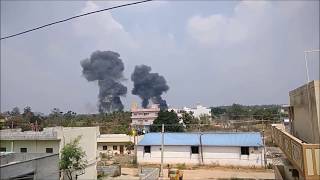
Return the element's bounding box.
[181,111,198,130]
[150,110,184,132]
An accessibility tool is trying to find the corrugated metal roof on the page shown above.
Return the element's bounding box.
[138,132,262,147]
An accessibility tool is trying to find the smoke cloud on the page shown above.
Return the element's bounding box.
[131,65,169,110]
[81,50,127,113]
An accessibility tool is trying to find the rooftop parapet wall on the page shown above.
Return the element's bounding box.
[0,130,59,140]
[271,124,320,180]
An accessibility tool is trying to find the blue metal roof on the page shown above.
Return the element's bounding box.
[138,132,262,147]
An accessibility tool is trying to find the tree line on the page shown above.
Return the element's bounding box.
[1,103,285,133]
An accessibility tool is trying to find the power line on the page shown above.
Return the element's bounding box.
[0,0,152,40]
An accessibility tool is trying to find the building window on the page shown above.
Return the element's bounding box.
[0,147,6,152]
[241,147,249,155]
[191,146,199,154]
[144,113,149,115]
[46,148,53,153]
[103,146,108,150]
[20,148,27,153]
[144,146,151,153]
[113,146,117,150]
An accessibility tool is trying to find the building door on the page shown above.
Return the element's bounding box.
[120,145,124,154]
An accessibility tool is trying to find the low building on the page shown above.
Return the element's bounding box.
[131,104,160,131]
[97,134,134,155]
[0,152,59,180]
[0,126,99,180]
[137,132,264,167]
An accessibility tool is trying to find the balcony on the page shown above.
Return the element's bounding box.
[271,124,320,179]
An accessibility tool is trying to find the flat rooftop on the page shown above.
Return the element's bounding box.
[0,129,59,140]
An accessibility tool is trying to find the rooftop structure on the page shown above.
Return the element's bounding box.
[0,128,58,140]
[0,152,59,180]
[0,127,100,180]
[289,80,320,144]
[271,80,320,180]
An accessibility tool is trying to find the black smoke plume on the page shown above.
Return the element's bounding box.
[131,65,169,110]
[81,51,127,113]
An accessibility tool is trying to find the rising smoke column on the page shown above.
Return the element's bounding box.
[131,65,169,110]
[81,51,127,113]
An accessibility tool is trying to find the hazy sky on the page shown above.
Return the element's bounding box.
[1,1,319,114]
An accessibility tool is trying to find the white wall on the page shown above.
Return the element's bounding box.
[137,145,264,167]
[97,142,130,155]
[0,140,60,153]
[56,127,99,180]
[137,145,201,164]
[203,146,263,167]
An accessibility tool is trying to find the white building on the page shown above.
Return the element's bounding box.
[169,104,212,119]
[131,104,160,130]
[137,132,264,167]
[183,104,211,118]
[97,134,134,155]
[0,127,99,180]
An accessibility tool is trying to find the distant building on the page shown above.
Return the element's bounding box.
[0,127,99,180]
[0,152,59,180]
[169,104,212,121]
[183,104,212,118]
[131,103,160,130]
[97,134,134,155]
[137,132,264,167]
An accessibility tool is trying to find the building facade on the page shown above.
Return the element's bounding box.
[131,104,160,130]
[97,134,134,155]
[0,127,99,180]
[137,132,264,167]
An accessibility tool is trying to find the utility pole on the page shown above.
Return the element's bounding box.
[262,118,267,168]
[133,127,137,164]
[160,124,164,177]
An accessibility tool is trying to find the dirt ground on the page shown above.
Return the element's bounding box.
[104,167,275,180]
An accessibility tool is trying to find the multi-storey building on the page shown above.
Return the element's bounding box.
[131,103,160,131]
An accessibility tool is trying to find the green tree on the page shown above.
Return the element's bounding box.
[60,137,87,180]
[226,104,249,120]
[210,107,227,118]
[181,111,197,130]
[150,110,184,132]
[23,106,34,122]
